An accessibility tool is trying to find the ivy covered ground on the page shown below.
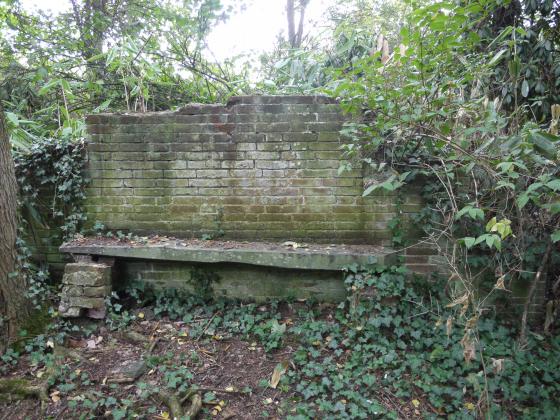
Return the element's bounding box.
[0,266,558,419]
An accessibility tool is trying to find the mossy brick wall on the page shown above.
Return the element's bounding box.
[116,260,346,302]
[84,95,423,244]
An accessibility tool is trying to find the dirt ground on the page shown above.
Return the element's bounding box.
[0,315,298,420]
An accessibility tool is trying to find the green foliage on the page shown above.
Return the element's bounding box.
[124,265,559,418]
[257,0,409,93]
[284,265,560,418]
[1,267,558,418]
[0,0,247,151]
[325,0,559,323]
[186,268,220,302]
[14,137,87,241]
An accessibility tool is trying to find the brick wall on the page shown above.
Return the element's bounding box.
[84,95,421,244]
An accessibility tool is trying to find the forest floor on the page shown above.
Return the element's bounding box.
[0,304,305,420]
[0,277,558,419]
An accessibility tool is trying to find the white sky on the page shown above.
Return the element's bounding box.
[20,0,336,61]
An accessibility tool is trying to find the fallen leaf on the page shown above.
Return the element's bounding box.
[492,358,505,374]
[494,276,508,291]
[50,390,61,403]
[137,312,145,319]
[270,361,289,389]
[465,402,476,411]
[86,339,96,349]
[412,399,420,408]
[460,333,476,363]
[263,398,273,405]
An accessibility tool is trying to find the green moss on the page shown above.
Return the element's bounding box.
[0,379,38,401]
[14,306,52,352]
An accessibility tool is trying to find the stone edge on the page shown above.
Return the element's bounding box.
[60,244,396,271]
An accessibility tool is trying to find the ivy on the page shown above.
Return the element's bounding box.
[10,138,87,308]
[14,137,87,242]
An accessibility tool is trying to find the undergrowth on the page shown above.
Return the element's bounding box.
[99,265,560,419]
[1,265,558,418]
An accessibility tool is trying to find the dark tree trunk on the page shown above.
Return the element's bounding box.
[295,1,306,47]
[287,0,309,48]
[287,0,296,47]
[0,106,30,353]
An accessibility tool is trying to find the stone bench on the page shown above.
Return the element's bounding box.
[58,238,396,317]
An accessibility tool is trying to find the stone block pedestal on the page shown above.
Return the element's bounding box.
[58,262,112,318]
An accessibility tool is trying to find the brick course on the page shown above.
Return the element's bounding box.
[84,95,420,243]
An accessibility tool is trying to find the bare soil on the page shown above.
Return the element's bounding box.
[0,316,297,420]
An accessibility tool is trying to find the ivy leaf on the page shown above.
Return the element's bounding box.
[546,180,560,191]
[517,193,530,209]
[544,202,560,215]
[463,237,476,249]
[455,205,484,221]
[474,234,488,245]
[486,217,497,232]
[552,230,560,243]
[530,131,558,159]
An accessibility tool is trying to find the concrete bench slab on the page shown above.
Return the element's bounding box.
[59,238,396,302]
[60,239,396,271]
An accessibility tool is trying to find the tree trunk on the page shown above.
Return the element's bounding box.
[71,0,108,87]
[287,0,309,48]
[295,1,307,47]
[287,0,296,47]
[0,105,30,353]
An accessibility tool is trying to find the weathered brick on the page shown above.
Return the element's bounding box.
[81,95,427,246]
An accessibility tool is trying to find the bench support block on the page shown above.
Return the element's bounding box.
[58,262,112,319]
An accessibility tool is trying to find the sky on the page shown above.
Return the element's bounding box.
[20,0,336,61]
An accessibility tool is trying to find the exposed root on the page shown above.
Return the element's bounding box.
[184,393,202,418]
[0,378,48,402]
[54,345,84,362]
[147,337,160,354]
[120,330,150,344]
[0,346,84,413]
[156,388,203,419]
[155,390,184,419]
